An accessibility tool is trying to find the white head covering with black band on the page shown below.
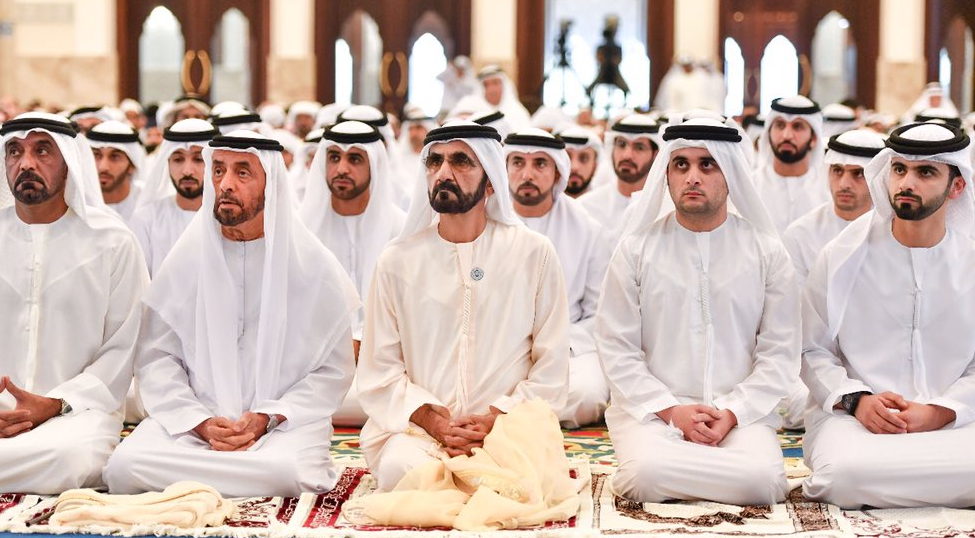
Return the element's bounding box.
[758,96,825,172]
[591,114,661,189]
[556,125,602,159]
[821,103,858,140]
[163,95,212,129]
[144,130,358,419]
[396,121,521,243]
[914,107,963,129]
[87,120,147,188]
[1,112,116,225]
[503,128,571,197]
[824,122,974,341]
[285,100,321,133]
[470,109,513,140]
[824,129,886,169]
[211,108,265,135]
[136,118,218,208]
[621,117,777,239]
[338,105,396,146]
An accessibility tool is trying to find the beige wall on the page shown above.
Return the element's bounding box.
[877,0,928,114]
[267,0,315,104]
[8,0,117,107]
[471,0,516,78]
[674,0,719,64]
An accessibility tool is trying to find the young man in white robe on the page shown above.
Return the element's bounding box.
[104,131,358,497]
[357,122,570,491]
[753,96,830,234]
[597,118,799,505]
[778,129,883,430]
[130,118,218,277]
[556,125,602,199]
[298,121,406,426]
[504,129,611,428]
[579,115,660,240]
[88,120,146,227]
[337,106,412,209]
[801,122,975,508]
[0,112,148,493]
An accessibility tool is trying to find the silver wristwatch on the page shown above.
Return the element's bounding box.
[265,414,281,434]
[58,398,72,416]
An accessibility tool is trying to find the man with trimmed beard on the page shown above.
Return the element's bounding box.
[0,113,148,493]
[777,128,885,431]
[597,118,798,504]
[104,131,357,496]
[357,122,569,490]
[579,114,659,239]
[753,96,830,234]
[504,129,610,428]
[556,125,601,198]
[130,119,218,277]
[801,122,975,508]
[88,121,146,227]
[299,121,405,426]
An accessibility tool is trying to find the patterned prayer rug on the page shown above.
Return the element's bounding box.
[0,462,591,537]
[589,466,856,537]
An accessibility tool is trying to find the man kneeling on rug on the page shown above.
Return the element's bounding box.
[801,123,975,508]
[356,122,570,491]
[596,117,798,505]
[103,131,358,497]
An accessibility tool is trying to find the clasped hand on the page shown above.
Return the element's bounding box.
[657,404,738,446]
[410,403,503,457]
[194,412,274,451]
[853,391,955,434]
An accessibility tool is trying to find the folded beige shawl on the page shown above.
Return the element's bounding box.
[49,481,234,529]
[342,399,581,531]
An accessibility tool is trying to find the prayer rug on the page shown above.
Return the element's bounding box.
[0,461,593,538]
[590,467,855,537]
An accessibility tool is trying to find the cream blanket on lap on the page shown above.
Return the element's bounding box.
[342,399,582,530]
[50,481,234,529]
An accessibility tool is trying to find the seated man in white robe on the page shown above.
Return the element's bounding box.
[779,128,884,429]
[88,120,146,227]
[597,118,799,505]
[556,125,602,198]
[579,115,660,240]
[503,129,610,428]
[0,113,148,493]
[298,121,405,426]
[130,118,218,277]
[104,131,358,497]
[801,122,975,508]
[752,96,830,234]
[358,122,569,491]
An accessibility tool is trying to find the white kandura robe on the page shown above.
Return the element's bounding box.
[752,166,830,235]
[310,207,405,427]
[104,237,355,497]
[596,213,799,504]
[801,218,975,508]
[0,207,148,494]
[130,197,197,277]
[521,197,611,428]
[578,182,634,241]
[107,183,142,229]
[357,221,570,491]
[778,201,851,429]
